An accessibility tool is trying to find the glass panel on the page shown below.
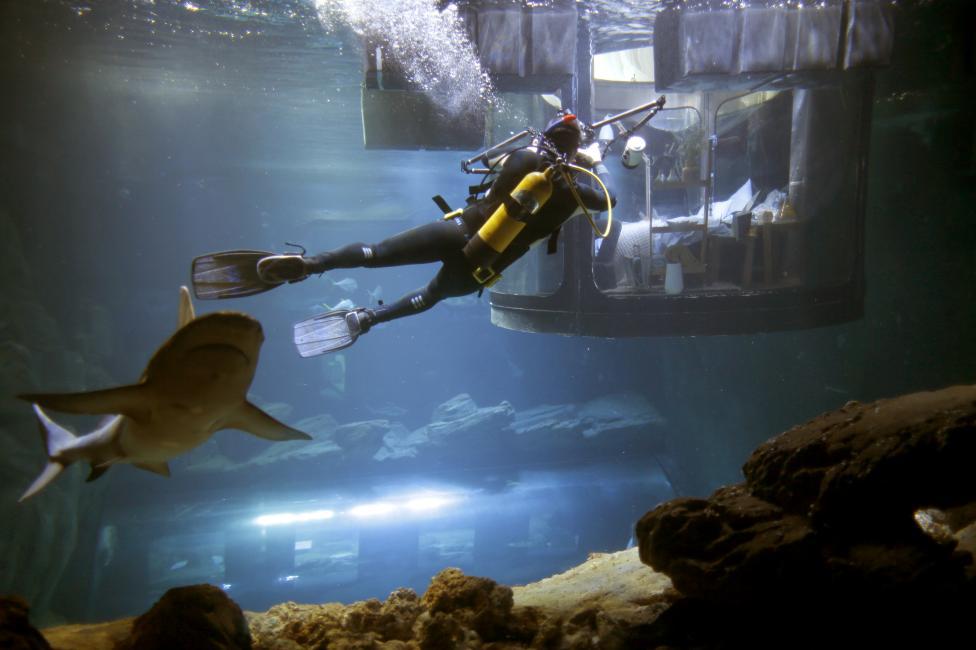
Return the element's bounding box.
[592,105,706,294]
[708,83,864,292]
[487,92,562,145]
[418,527,475,568]
[786,83,865,288]
[706,89,796,291]
[491,240,564,296]
[292,528,359,586]
[148,533,225,600]
[593,47,654,83]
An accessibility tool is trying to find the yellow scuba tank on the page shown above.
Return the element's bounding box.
[463,166,555,285]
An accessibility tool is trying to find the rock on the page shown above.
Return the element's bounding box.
[513,547,673,623]
[374,396,515,461]
[636,485,820,602]
[430,393,478,422]
[635,385,976,648]
[373,425,426,462]
[293,413,339,438]
[342,589,422,641]
[423,397,515,446]
[0,595,51,650]
[43,551,676,650]
[259,402,295,423]
[332,420,392,457]
[245,601,346,649]
[41,618,134,650]
[742,384,976,535]
[419,568,514,640]
[116,584,251,650]
[510,393,664,449]
[508,403,577,436]
[576,392,664,439]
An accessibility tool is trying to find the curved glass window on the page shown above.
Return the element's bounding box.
[592,105,706,294]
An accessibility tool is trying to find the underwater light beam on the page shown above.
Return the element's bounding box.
[349,501,397,518]
[405,495,457,512]
[253,509,336,526]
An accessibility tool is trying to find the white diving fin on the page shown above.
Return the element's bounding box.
[293,309,370,357]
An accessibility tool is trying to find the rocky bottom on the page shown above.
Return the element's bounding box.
[4,385,976,649]
[27,549,672,650]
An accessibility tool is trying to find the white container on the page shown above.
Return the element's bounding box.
[621,136,646,169]
[664,262,684,295]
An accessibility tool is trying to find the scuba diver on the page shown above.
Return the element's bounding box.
[191,110,616,356]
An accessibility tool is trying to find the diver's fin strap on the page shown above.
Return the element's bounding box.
[432,195,453,214]
[546,227,560,255]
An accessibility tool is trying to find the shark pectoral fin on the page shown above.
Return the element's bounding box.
[224,401,313,441]
[20,462,66,502]
[133,461,171,477]
[87,465,111,483]
[20,385,150,419]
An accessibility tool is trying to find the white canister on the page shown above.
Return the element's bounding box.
[621,136,646,169]
[664,262,684,295]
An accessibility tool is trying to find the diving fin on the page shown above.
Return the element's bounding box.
[293,309,371,357]
[191,250,291,300]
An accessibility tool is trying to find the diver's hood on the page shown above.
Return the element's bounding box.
[544,112,582,137]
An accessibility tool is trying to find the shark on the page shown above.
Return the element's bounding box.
[17,286,311,501]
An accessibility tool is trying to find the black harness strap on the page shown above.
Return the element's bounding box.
[467,180,492,197]
[546,227,560,255]
[432,195,453,214]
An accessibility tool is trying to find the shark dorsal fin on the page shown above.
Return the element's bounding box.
[178,285,196,328]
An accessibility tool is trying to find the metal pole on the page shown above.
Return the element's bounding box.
[462,129,532,171]
[591,96,666,130]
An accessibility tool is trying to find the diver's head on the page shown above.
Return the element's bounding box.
[543,111,582,157]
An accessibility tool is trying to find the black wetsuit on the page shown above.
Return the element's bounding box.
[307,148,616,325]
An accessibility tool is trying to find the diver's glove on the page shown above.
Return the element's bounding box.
[575,142,604,168]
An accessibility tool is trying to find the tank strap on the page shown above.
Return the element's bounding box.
[546,227,560,255]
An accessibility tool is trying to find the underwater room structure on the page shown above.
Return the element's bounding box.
[0,0,974,648]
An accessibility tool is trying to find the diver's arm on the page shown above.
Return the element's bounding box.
[573,162,617,211]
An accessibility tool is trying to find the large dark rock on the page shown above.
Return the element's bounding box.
[637,485,821,603]
[743,386,976,534]
[636,385,976,647]
[116,584,251,650]
[0,596,51,650]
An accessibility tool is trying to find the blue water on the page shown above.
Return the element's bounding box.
[1,0,973,626]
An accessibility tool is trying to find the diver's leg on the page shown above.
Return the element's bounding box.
[260,218,467,282]
[361,262,480,328]
[308,218,467,272]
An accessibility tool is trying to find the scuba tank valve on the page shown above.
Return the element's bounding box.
[463,166,556,285]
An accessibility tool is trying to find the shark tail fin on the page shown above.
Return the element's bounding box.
[19,405,78,502]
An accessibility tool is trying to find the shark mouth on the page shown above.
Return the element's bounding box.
[187,343,252,366]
